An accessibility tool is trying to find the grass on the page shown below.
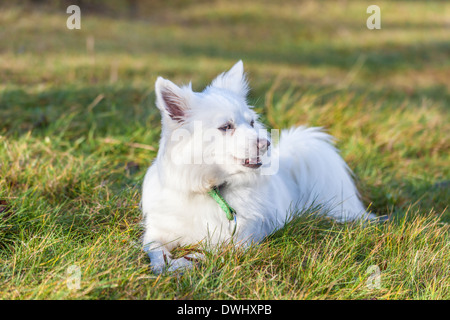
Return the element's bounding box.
[0,0,449,299]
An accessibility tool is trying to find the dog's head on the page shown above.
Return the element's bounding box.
[154,61,271,192]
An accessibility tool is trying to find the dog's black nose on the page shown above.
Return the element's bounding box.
[257,138,270,150]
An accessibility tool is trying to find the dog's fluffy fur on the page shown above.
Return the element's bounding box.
[141,61,374,273]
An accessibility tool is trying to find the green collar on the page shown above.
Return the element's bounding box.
[208,186,236,221]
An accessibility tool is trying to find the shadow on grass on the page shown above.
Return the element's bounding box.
[359,176,450,223]
[0,85,160,138]
[1,74,449,139]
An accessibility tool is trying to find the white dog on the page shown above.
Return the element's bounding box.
[141,61,374,273]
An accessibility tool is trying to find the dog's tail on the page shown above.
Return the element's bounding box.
[275,126,374,221]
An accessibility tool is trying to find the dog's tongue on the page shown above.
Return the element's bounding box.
[245,158,258,164]
[243,157,262,168]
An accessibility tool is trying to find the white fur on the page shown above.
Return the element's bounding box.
[141,61,374,273]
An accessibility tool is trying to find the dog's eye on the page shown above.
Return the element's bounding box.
[250,120,255,127]
[219,123,233,132]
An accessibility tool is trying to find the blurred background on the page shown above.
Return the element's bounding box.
[0,0,449,217]
[2,1,449,96]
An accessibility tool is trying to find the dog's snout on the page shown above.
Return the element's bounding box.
[257,138,270,150]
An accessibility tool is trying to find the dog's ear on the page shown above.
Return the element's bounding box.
[155,77,192,123]
[210,60,249,98]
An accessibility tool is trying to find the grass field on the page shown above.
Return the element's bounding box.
[0,0,449,299]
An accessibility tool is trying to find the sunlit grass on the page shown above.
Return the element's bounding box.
[0,0,448,299]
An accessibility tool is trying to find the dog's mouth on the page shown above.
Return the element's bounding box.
[242,157,262,169]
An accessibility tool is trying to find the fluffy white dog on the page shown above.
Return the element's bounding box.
[141,61,374,273]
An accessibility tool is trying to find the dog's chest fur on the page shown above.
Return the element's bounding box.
[142,168,280,249]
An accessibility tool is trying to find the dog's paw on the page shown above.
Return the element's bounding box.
[167,257,194,273]
[150,262,167,275]
[149,255,201,274]
[184,252,205,262]
[150,259,192,274]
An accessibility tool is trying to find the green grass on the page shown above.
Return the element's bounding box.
[0,0,449,299]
